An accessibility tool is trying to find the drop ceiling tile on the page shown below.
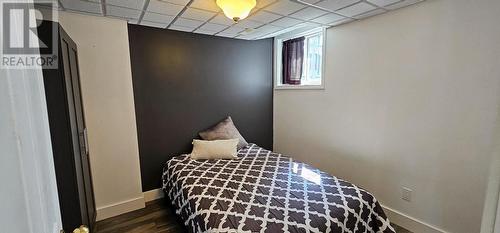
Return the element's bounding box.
[264,0,305,16]
[329,17,353,26]
[140,20,168,28]
[209,14,235,25]
[127,18,139,24]
[253,33,273,39]
[220,26,245,34]
[335,2,377,17]
[147,0,184,15]
[34,2,63,10]
[35,0,66,8]
[258,24,283,33]
[385,0,422,10]
[240,27,263,35]
[194,29,217,35]
[252,28,275,37]
[174,17,205,27]
[60,0,102,14]
[298,21,323,28]
[107,5,142,19]
[198,22,227,32]
[270,17,301,27]
[259,33,279,39]
[106,15,135,22]
[311,13,344,24]
[236,34,256,40]
[253,31,279,39]
[263,27,296,37]
[181,8,217,21]
[353,8,385,19]
[107,0,145,10]
[217,31,238,37]
[239,28,258,35]
[142,11,175,23]
[190,0,220,12]
[298,0,321,4]
[234,19,263,29]
[249,11,281,23]
[267,22,317,36]
[289,7,328,20]
[141,20,169,28]
[315,0,358,11]
[161,0,190,6]
[169,24,195,32]
[367,0,400,7]
[289,22,317,30]
[256,0,278,8]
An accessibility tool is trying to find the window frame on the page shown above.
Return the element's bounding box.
[274,27,326,90]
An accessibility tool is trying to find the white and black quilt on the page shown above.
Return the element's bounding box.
[162,144,395,233]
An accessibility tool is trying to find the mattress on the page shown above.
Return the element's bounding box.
[162,144,395,233]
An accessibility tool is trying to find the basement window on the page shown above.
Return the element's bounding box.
[274,28,325,89]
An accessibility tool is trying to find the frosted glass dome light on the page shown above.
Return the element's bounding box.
[216,0,257,22]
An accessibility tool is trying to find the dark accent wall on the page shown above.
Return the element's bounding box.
[128,25,274,191]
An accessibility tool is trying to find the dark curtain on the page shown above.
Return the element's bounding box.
[282,37,305,85]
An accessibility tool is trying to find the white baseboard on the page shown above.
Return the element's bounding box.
[96,196,145,221]
[95,189,164,221]
[382,205,448,233]
[143,188,164,202]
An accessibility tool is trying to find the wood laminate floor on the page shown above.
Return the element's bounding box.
[95,199,187,233]
[95,199,412,233]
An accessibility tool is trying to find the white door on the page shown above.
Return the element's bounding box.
[0,1,63,232]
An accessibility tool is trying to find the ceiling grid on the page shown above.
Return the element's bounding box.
[41,0,425,40]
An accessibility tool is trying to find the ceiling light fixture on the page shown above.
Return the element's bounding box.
[216,0,256,22]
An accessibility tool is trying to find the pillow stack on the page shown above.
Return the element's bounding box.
[189,116,248,160]
[198,116,248,149]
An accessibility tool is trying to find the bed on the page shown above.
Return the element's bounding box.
[162,144,395,233]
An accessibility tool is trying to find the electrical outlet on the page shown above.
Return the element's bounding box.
[401,187,412,202]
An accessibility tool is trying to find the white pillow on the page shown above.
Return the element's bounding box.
[189,139,239,160]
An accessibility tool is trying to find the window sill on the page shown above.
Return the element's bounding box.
[275,85,324,90]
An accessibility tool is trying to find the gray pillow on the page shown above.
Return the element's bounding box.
[199,116,249,150]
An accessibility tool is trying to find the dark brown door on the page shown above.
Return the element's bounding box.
[68,43,96,228]
[59,28,96,229]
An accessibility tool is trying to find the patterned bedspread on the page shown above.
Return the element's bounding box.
[162,144,395,233]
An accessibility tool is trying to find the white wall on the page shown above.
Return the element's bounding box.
[56,12,145,220]
[274,0,500,232]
